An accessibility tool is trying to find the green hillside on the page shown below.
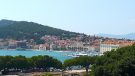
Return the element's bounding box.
[0,20,80,41]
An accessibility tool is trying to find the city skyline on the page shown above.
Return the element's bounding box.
[0,0,135,35]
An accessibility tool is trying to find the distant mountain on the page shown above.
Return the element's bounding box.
[0,19,80,42]
[97,33,135,40]
[0,19,16,27]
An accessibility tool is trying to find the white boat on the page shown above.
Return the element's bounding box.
[68,52,88,57]
[67,51,100,57]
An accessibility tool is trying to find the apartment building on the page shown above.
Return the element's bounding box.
[100,44,119,54]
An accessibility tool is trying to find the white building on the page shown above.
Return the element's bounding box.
[100,44,119,54]
[84,46,95,51]
[39,44,47,50]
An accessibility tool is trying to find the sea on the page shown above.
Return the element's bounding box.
[0,50,74,62]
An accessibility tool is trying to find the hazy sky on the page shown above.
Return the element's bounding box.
[0,0,135,35]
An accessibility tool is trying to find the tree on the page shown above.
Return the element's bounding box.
[0,21,80,41]
[0,55,62,73]
[64,56,95,75]
[11,55,30,70]
[91,44,135,76]
[31,55,62,71]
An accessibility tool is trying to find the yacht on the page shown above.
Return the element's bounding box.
[67,51,100,57]
[68,52,88,57]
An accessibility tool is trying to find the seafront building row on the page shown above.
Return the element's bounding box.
[0,35,134,54]
[38,36,135,54]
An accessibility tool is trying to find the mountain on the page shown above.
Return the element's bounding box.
[97,33,135,40]
[0,19,80,42]
[0,19,16,27]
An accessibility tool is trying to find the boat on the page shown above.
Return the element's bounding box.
[67,52,88,57]
[67,51,100,57]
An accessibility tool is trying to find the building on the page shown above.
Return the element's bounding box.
[0,42,8,49]
[8,40,17,49]
[100,39,135,54]
[67,41,98,51]
[39,44,47,50]
[100,44,119,54]
[17,41,28,49]
[67,41,85,51]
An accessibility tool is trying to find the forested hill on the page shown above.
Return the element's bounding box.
[0,20,80,40]
[0,19,16,26]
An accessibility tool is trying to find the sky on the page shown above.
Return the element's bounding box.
[0,0,135,35]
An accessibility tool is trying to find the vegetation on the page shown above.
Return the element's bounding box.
[90,44,135,76]
[0,55,62,72]
[64,44,135,76]
[0,19,15,27]
[0,20,80,44]
[0,39,134,76]
[64,56,96,75]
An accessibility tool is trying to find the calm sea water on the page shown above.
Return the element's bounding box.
[0,50,74,62]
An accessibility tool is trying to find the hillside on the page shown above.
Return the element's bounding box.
[0,20,80,41]
[0,19,16,27]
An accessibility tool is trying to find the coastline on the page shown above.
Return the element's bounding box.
[0,49,75,52]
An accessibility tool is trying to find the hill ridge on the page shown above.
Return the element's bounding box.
[0,19,80,41]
